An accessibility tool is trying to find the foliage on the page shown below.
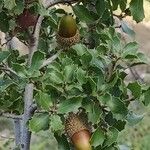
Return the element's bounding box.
[118,105,150,150]
[0,0,149,149]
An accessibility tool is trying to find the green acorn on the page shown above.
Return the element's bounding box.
[56,15,80,48]
[65,113,92,150]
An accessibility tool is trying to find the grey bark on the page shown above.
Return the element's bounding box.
[14,118,21,147]
[21,83,35,150]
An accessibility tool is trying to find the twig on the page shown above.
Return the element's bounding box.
[0,66,18,77]
[44,0,78,9]
[0,37,13,47]
[114,25,122,28]
[40,50,62,68]
[128,66,145,83]
[0,135,14,140]
[0,112,22,119]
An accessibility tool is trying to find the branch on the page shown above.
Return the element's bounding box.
[21,83,35,150]
[0,135,14,140]
[128,66,145,83]
[40,50,62,68]
[14,118,21,147]
[44,0,78,9]
[0,65,18,77]
[0,112,22,119]
[0,36,13,47]
[28,16,44,66]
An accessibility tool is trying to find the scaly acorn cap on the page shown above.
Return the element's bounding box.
[56,15,80,48]
[65,113,92,150]
[65,113,90,138]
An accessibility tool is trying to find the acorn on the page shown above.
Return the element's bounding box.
[56,15,80,48]
[16,9,38,29]
[65,113,92,150]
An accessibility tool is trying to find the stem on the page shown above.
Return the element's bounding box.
[128,66,145,83]
[40,50,62,68]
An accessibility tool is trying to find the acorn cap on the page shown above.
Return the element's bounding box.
[56,29,80,48]
[65,113,90,138]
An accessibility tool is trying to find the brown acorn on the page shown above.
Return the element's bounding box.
[65,113,92,150]
[16,9,38,29]
[56,15,80,48]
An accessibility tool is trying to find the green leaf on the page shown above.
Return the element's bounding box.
[142,88,150,106]
[127,81,141,99]
[0,0,3,10]
[122,42,138,58]
[111,0,120,10]
[136,52,149,64]
[64,65,76,83]
[83,100,102,124]
[54,134,70,150]
[58,96,83,114]
[91,57,105,70]
[126,111,144,126]
[50,115,64,132]
[82,78,95,95]
[129,0,145,22]
[120,0,127,11]
[91,127,105,147]
[0,79,15,92]
[111,36,122,53]
[76,68,87,84]
[4,0,16,10]
[61,56,73,67]
[29,113,49,133]
[73,4,95,23]
[96,0,105,17]
[49,70,64,84]
[105,112,126,131]
[65,84,83,97]
[13,0,24,15]
[72,44,87,56]
[0,51,10,63]
[54,9,66,15]
[35,91,53,111]
[104,127,119,147]
[108,97,128,118]
[0,12,9,32]
[12,63,27,78]
[38,4,49,16]
[99,94,128,119]
[81,53,92,66]
[30,51,45,71]
[121,21,135,38]
[47,16,57,30]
